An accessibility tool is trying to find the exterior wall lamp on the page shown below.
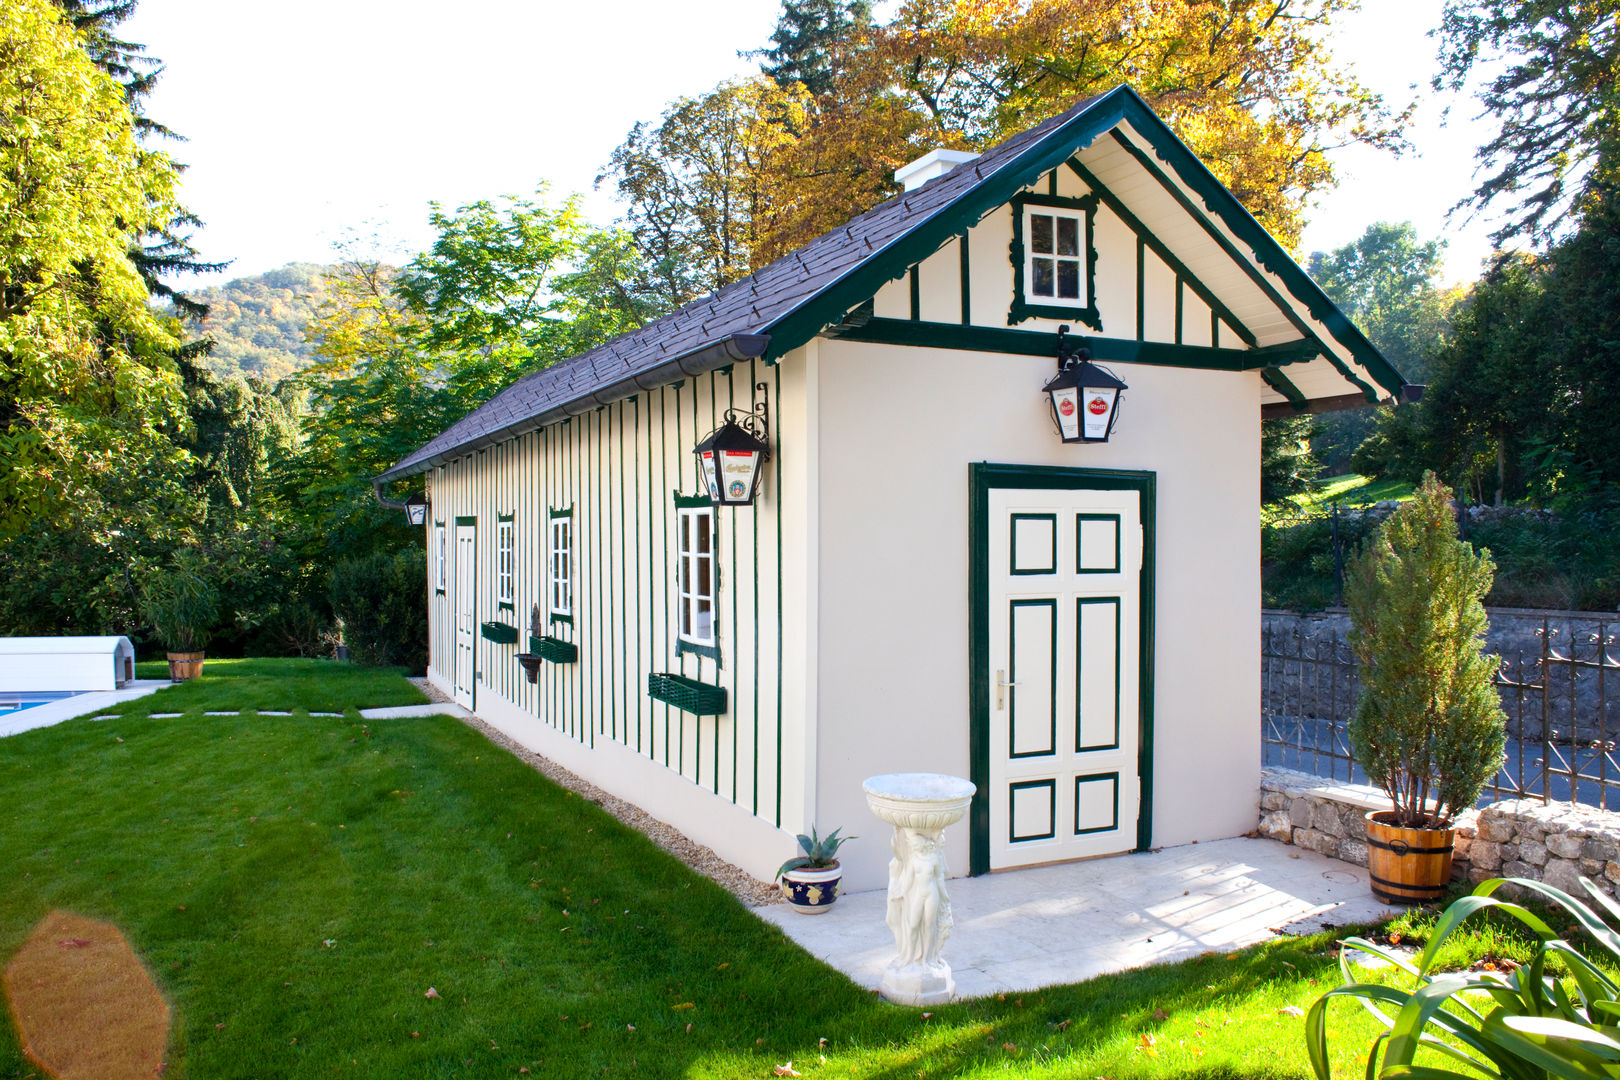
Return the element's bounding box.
[694,381,771,506]
[403,491,428,527]
[1043,324,1127,443]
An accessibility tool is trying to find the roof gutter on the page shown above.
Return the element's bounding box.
[372,332,771,490]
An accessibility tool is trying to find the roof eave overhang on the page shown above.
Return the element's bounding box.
[375,332,770,485]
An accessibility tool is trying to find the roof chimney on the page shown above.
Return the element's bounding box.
[894,148,980,191]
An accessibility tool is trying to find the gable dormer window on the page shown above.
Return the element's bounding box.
[1009,191,1102,331]
[1027,209,1084,303]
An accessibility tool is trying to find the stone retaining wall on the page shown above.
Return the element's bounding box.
[1260,767,1620,898]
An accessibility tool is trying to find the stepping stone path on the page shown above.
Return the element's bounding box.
[256,710,292,716]
[311,711,342,717]
[148,713,182,719]
[204,711,239,716]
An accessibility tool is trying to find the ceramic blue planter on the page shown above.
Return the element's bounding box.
[779,865,842,913]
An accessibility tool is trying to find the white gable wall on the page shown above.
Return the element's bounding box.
[810,336,1261,893]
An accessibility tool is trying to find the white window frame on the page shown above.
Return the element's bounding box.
[496,518,514,607]
[1022,205,1088,306]
[435,524,447,592]
[676,505,717,651]
[548,512,572,621]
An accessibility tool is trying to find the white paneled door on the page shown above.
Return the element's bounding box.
[987,488,1142,869]
[454,522,476,710]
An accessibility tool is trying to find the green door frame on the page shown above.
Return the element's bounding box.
[968,463,1157,876]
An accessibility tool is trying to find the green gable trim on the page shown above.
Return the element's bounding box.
[1100,122,1403,399]
[1007,191,1102,331]
[828,316,1317,371]
[1261,367,1310,410]
[1065,157,1256,348]
[762,88,1135,362]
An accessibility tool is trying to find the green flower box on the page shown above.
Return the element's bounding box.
[529,635,578,664]
[647,672,727,716]
[480,621,519,645]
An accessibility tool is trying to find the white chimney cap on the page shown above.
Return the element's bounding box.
[894,148,980,191]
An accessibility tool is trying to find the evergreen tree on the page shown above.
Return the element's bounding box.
[747,0,873,98]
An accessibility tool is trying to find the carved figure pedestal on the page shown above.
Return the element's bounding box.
[862,772,977,1007]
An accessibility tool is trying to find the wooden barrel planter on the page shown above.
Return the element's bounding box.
[1364,811,1455,904]
[166,651,205,682]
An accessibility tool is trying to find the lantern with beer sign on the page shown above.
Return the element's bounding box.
[693,382,771,506]
[403,490,428,526]
[1043,325,1127,443]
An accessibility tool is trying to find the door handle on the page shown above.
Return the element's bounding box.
[996,669,1019,710]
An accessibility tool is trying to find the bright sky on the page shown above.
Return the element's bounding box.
[123,0,1502,291]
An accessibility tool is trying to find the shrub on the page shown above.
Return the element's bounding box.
[139,551,221,653]
[328,548,427,672]
[1346,472,1506,828]
[1307,876,1620,1080]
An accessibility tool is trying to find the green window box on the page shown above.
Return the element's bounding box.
[480,621,519,645]
[647,672,727,716]
[529,635,578,664]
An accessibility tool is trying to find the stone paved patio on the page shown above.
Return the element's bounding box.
[755,836,1391,1000]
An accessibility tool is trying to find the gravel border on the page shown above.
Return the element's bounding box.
[423,686,782,907]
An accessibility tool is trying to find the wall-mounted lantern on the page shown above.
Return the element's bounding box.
[403,491,428,526]
[694,382,771,506]
[1043,324,1127,443]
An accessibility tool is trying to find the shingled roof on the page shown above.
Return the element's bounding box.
[379,85,1400,482]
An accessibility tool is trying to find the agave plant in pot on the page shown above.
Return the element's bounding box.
[775,827,855,914]
[1345,472,1506,904]
[140,552,221,682]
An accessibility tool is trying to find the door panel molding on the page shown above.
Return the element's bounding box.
[969,463,1156,876]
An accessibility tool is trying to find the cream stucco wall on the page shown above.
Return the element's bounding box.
[810,336,1262,893]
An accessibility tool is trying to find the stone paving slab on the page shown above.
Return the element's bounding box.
[358,703,472,720]
[754,836,1392,1001]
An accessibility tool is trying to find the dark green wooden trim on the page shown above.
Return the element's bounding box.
[958,235,971,324]
[1008,778,1058,843]
[672,490,722,666]
[1008,512,1057,575]
[530,635,578,664]
[762,87,1134,361]
[1261,367,1310,410]
[497,511,514,522]
[480,621,519,646]
[1211,308,1219,348]
[675,637,721,662]
[1074,513,1121,574]
[673,491,713,509]
[1135,235,1144,341]
[1008,191,1102,331]
[1102,128,1396,400]
[548,504,573,519]
[1047,168,1057,196]
[1065,157,1257,348]
[908,265,920,321]
[829,316,1317,371]
[1174,278,1183,345]
[455,515,476,526]
[1074,771,1121,835]
[498,601,514,612]
[969,462,1155,876]
[549,612,573,625]
[1075,596,1122,751]
[1008,598,1058,759]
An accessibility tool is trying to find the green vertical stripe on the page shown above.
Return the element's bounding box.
[773,361,783,829]
[1135,236,1145,341]
[750,358,761,816]
[958,235,971,324]
[909,265,919,321]
[1174,278,1183,346]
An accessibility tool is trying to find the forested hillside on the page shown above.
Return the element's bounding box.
[185,263,345,382]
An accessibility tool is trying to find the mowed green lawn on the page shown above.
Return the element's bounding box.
[1,661,1400,1079]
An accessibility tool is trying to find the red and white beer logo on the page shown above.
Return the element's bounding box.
[1058,398,1076,417]
[1087,396,1108,415]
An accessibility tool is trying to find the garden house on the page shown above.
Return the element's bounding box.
[376,85,1407,892]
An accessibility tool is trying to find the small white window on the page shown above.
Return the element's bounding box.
[1025,207,1085,303]
[548,513,572,619]
[497,519,514,605]
[435,525,447,591]
[677,505,716,647]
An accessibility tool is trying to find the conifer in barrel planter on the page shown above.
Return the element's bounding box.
[1346,473,1507,904]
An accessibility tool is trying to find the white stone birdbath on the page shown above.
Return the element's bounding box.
[862,772,977,1006]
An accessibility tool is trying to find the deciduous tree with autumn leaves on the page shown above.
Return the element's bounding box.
[603,0,1411,304]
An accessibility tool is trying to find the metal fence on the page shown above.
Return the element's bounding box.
[1262,619,1620,810]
